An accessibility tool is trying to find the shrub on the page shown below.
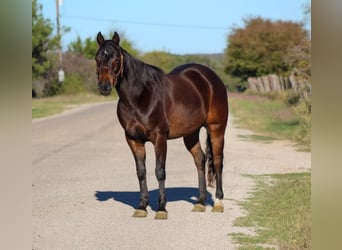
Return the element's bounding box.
[61,73,87,95]
[43,80,63,96]
[285,92,301,106]
[293,98,311,150]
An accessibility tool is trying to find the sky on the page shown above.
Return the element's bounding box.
[40,0,310,55]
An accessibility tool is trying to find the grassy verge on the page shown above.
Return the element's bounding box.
[231,173,311,249]
[228,93,310,150]
[32,93,114,119]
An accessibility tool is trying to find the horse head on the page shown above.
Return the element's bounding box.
[95,32,124,96]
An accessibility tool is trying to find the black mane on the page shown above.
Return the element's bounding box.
[119,49,166,91]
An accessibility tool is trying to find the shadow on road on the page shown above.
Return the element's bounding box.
[95,187,214,211]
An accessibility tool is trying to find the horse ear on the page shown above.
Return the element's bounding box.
[97,32,104,46]
[112,32,120,45]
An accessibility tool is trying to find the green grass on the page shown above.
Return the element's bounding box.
[237,134,276,143]
[229,94,299,140]
[228,93,310,151]
[32,93,114,119]
[230,173,311,249]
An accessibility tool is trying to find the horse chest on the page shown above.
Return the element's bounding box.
[117,103,167,142]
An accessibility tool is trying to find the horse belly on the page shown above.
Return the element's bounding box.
[167,103,207,139]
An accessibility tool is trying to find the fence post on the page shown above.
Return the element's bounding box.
[289,71,298,93]
[270,74,281,92]
[261,76,270,93]
[257,77,265,93]
[247,77,258,92]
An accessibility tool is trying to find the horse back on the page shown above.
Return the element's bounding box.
[166,64,228,138]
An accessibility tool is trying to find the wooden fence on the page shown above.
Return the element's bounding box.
[247,71,311,99]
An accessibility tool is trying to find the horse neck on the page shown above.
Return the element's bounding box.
[116,50,164,106]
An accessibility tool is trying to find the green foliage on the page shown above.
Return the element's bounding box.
[292,98,311,150]
[231,173,311,249]
[140,51,181,73]
[39,70,105,103]
[225,17,309,79]
[68,36,98,60]
[61,52,97,94]
[139,52,245,91]
[120,38,140,57]
[68,31,140,59]
[32,0,59,79]
[32,0,70,97]
[61,74,87,95]
[43,80,63,97]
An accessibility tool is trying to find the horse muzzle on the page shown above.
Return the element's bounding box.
[97,81,113,96]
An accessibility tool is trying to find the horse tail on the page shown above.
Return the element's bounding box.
[206,131,215,187]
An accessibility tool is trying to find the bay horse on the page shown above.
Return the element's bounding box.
[95,32,228,219]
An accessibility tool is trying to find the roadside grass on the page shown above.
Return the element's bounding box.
[228,93,310,151]
[236,134,276,144]
[32,93,114,119]
[229,93,298,140]
[230,173,311,249]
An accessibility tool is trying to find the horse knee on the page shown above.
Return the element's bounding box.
[155,168,166,181]
[136,168,146,180]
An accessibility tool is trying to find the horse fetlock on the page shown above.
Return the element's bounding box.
[136,169,146,180]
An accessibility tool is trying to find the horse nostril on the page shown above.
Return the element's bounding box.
[105,81,112,90]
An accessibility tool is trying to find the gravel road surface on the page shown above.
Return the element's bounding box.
[32,101,311,250]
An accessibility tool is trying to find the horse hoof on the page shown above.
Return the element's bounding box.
[154,211,168,220]
[211,199,224,213]
[132,209,147,218]
[192,203,206,212]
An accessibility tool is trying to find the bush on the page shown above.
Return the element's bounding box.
[43,80,63,96]
[61,74,87,95]
[62,52,97,94]
[293,98,311,150]
[285,92,301,106]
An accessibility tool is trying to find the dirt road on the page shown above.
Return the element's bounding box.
[32,101,310,250]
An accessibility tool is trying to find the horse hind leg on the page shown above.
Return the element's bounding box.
[183,130,207,212]
[206,124,226,213]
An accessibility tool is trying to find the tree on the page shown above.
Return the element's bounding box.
[139,51,181,72]
[32,0,59,80]
[68,36,98,60]
[68,31,140,59]
[224,17,309,79]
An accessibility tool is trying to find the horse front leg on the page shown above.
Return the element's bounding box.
[126,135,149,217]
[153,134,168,219]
